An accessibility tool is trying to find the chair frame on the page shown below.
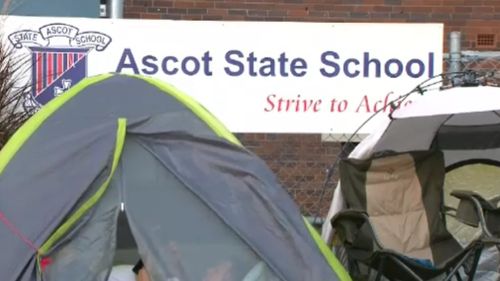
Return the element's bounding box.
[451,190,500,246]
[331,209,486,281]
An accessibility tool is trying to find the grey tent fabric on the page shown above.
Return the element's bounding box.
[0,74,344,281]
[373,115,449,153]
[0,75,217,281]
[120,137,273,281]
[374,111,500,163]
[126,129,334,281]
[126,111,216,137]
[0,120,119,281]
[443,148,500,167]
[42,176,121,281]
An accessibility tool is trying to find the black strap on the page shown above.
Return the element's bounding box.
[132,259,144,275]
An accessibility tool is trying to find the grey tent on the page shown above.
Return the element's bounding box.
[0,74,350,281]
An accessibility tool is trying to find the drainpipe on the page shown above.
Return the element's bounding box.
[449,31,462,85]
[107,0,124,19]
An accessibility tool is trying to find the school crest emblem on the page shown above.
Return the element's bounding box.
[8,23,112,108]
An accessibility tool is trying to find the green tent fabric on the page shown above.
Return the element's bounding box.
[0,74,350,281]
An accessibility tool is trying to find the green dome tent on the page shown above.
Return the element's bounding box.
[0,74,350,281]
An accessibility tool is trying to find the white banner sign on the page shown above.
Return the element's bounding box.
[3,16,443,134]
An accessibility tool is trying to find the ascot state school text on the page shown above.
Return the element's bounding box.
[116,49,436,79]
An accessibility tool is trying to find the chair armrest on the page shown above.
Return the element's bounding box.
[450,189,495,237]
[443,205,456,217]
[450,190,478,227]
[489,195,500,207]
[330,209,385,251]
[450,189,477,200]
[451,190,496,210]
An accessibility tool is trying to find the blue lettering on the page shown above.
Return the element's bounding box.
[181,56,200,76]
[363,52,381,78]
[290,58,307,77]
[344,58,360,78]
[162,56,178,75]
[428,52,434,78]
[278,53,289,77]
[142,55,158,75]
[384,59,404,78]
[202,51,213,76]
[224,50,244,76]
[259,57,275,77]
[222,51,306,77]
[321,51,435,79]
[320,51,340,78]
[247,52,258,76]
[406,59,425,78]
[116,48,139,74]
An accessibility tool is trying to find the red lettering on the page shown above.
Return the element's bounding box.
[264,94,276,112]
[356,95,370,113]
[330,98,348,112]
[264,94,322,112]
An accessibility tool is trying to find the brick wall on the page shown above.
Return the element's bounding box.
[235,133,342,215]
[124,0,500,216]
[125,0,500,50]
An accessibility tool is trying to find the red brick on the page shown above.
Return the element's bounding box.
[181,14,203,20]
[130,0,152,7]
[373,5,393,12]
[206,8,227,16]
[140,12,161,18]
[194,2,215,8]
[126,6,148,12]
[287,8,309,17]
[152,0,172,7]
[124,12,141,18]
[472,6,494,13]
[454,6,472,12]
[431,6,454,13]
[174,1,195,8]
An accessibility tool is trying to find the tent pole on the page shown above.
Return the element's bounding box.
[107,0,124,19]
[449,31,462,85]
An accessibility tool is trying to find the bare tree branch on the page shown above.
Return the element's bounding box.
[0,31,36,149]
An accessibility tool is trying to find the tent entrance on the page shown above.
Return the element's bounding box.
[38,136,281,281]
[38,169,122,281]
[35,173,144,281]
[114,211,140,266]
[116,136,280,281]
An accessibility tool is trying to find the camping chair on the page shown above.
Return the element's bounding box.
[330,150,486,281]
[450,190,500,243]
